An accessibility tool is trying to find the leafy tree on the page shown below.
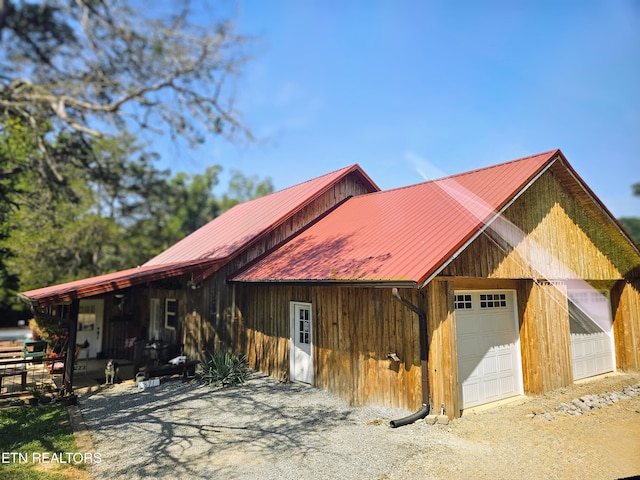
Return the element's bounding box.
[619,181,640,246]
[0,0,254,202]
[0,0,259,322]
[220,170,275,212]
[619,217,640,246]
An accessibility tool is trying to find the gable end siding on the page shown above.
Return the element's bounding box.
[441,169,636,280]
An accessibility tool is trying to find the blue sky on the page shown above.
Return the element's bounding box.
[159,1,639,218]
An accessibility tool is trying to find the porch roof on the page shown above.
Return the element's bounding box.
[18,260,222,306]
[19,164,378,307]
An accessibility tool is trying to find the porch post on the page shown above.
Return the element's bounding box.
[63,299,80,390]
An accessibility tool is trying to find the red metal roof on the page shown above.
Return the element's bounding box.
[19,260,222,305]
[231,150,562,285]
[20,164,379,306]
[144,164,379,266]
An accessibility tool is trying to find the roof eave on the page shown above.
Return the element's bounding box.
[229,278,419,288]
[19,259,224,308]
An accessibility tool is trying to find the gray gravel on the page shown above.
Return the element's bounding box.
[78,372,432,479]
[77,371,640,480]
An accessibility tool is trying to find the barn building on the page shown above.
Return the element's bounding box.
[20,149,640,418]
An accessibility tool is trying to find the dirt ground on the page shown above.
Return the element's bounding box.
[75,370,640,480]
[392,371,640,480]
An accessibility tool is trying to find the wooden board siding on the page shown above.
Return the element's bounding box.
[441,169,635,281]
[425,279,458,418]
[611,280,640,371]
[233,284,423,411]
[517,280,572,395]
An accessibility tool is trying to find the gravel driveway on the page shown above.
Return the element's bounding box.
[77,371,640,480]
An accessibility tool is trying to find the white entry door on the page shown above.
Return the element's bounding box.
[290,302,314,384]
[455,290,523,409]
[76,299,104,359]
[568,289,615,381]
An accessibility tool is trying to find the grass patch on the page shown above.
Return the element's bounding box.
[0,403,88,479]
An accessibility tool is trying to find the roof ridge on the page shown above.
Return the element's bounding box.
[353,149,560,198]
[220,164,363,211]
[443,149,560,181]
[270,163,361,195]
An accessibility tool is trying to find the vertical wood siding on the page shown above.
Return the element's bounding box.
[611,280,640,371]
[233,284,423,411]
[425,279,458,418]
[517,280,572,394]
[179,173,374,359]
[433,167,639,412]
[441,169,635,280]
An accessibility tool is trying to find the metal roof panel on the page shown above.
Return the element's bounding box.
[232,150,560,284]
[144,164,379,266]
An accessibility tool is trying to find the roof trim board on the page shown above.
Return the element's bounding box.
[558,157,640,257]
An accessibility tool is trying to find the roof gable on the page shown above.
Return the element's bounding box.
[232,150,563,285]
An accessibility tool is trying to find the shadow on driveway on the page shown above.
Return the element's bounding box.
[78,372,423,479]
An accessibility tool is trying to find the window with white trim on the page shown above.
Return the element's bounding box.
[165,299,177,329]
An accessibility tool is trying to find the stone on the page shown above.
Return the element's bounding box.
[424,414,438,425]
[436,415,450,425]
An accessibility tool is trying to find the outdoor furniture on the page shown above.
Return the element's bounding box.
[141,360,197,382]
[0,365,27,392]
[23,339,47,360]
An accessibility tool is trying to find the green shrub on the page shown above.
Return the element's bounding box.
[194,351,248,388]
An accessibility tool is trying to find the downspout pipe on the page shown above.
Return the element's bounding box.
[390,287,430,428]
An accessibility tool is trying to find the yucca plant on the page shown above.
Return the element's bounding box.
[194,351,248,388]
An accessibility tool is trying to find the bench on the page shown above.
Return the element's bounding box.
[0,367,27,392]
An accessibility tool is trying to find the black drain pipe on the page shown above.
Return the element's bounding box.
[390,288,430,428]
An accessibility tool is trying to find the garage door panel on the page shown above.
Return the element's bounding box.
[459,357,480,380]
[491,333,515,349]
[498,352,516,372]
[458,337,484,357]
[482,356,498,375]
[462,383,480,405]
[569,290,615,381]
[484,378,500,399]
[455,290,523,409]
[499,376,515,394]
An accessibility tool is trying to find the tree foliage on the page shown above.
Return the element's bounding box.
[619,217,640,247]
[2,136,273,295]
[0,0,266,322]
[619,182,640,246]
[0,0,254,201]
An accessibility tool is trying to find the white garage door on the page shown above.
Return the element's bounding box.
[569,289,615,381]
[455,290,523,409]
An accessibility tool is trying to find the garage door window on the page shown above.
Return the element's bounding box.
[480,293,507,309]
[455,294,473,310]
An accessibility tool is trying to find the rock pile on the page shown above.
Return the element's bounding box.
[528,383,640,420]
